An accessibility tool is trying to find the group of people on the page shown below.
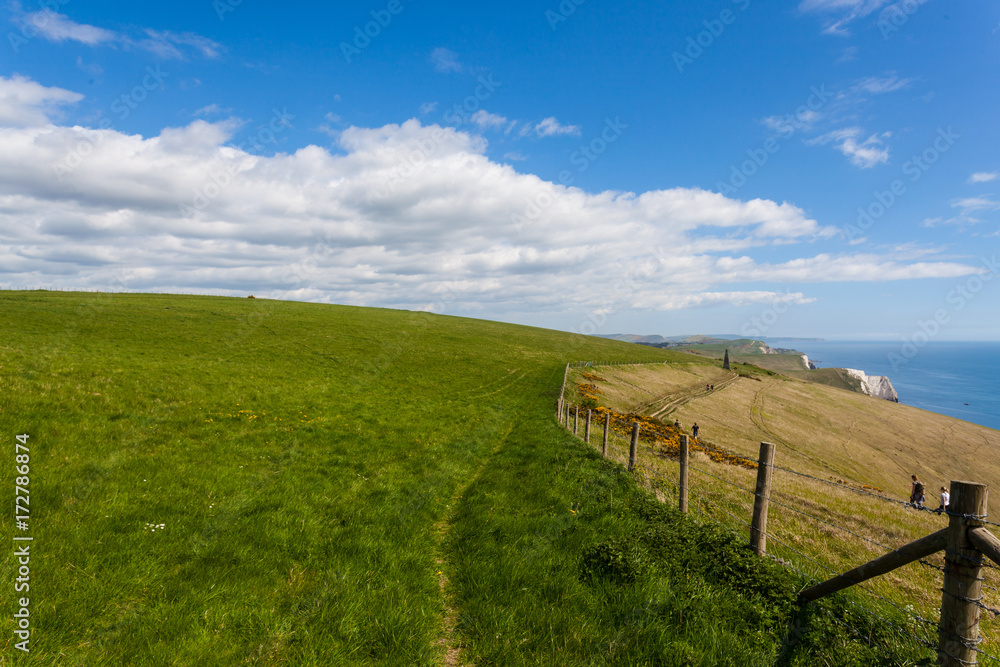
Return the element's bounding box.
[704,384,715,391]
[909,474,950,513]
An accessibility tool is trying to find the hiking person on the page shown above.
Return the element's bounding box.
[692,423,699,438]
[909,475,925,508]
[673,420,680,429]
[936,486,950,514]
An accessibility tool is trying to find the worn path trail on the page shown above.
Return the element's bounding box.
[643,371,739,420]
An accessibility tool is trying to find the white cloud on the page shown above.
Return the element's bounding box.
[10,9,221,59]
[19,9,117,45]
[534,117,580,137]
[837,46,859,62]
[0,75,83,127]
[798,0,895,35]
[133,30,223,60]
[969,172,999,183]
[470,110,514,133]
[761,109,821,136]
[75,57,104,77]
[503,151,528,162]
[799,0,886,12]
[922,197,999,227]
[952,197,999,213]
[851,73,914,95]
[430,48,462,73]
[316,113,342,138]
[419,102,438,115]
[0,77,981,317]
[633,291,816,311]
[808,127,890,168]
[195,104,232,117]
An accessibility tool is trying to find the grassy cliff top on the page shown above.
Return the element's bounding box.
[2,291,985,664]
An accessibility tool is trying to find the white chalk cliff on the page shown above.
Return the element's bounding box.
[801,354,817,370]
[844,369,899,402]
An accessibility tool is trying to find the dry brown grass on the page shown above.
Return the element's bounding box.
[570,364,1000,517]
[565,362,1000,654]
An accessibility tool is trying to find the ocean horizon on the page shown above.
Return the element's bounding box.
[790,340,1000,432]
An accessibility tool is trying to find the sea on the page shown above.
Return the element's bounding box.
[786,341,1000,432]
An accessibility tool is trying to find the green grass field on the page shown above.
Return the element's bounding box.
[0,292,950,665]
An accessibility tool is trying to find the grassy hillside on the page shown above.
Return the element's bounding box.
[0,291,694,665]
[566,361,1000,517]
[2,291,977,665]
[563,361,1000,658]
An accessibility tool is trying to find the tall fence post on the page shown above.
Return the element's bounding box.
[750,441,776,557]
[557,397,563,423]
[584,409,592,444]
[628,422,639,471]
[939,481,988,667]
[679,434,689,514]
[602,412,610,458]
[573,408,579,436]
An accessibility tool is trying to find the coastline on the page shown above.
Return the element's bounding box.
[791,340,1000,432]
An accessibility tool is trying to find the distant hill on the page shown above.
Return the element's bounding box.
[597,333,752,345]
[597,333,825,345]
[595,333,672,344]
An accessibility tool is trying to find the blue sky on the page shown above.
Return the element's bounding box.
[1,0,999,341]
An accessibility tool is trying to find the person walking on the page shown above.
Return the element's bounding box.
[937,486,950,514]
[909,475,925,508]
[692,423,699,439]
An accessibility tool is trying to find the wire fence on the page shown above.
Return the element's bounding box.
[558,362,1000,665]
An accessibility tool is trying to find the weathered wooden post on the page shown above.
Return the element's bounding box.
[602,412,610,458]
[750,442,776,556]
[585,409,592,444]
[557,397,563,423]
[798,528,947,603]
[679,434,689,514]
[628,422,639,471]
[939,481,988,667]
[573,407,579,436]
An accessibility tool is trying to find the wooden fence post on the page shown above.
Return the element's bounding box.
[628,422,639,471]
[557,397,563,423]
[602,412,610,458]
[939,481,988,667]
[584,409,592,443]
[750,441,776,557]
[679,435,689,514]
[573,408,579,436]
